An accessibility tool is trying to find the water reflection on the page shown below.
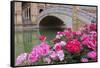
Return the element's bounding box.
[39,27,64,41]
[15,29,40,59]
[15,27,63,59]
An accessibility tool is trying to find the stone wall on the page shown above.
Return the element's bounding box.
[14,2,22,25]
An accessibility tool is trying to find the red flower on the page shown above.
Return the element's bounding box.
[39,35,46,42]
[65,39,81,54]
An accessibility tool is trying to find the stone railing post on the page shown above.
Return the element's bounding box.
[72,6,79,31]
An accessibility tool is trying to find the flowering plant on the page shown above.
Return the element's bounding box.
[15,23,97,66]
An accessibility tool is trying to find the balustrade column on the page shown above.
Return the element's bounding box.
[72,6,79,31]
[27,7,29,20]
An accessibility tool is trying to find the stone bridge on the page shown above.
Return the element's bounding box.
[37,6,96,28]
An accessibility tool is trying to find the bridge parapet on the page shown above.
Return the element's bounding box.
[37,6,96,24]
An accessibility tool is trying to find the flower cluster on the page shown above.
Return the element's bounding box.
[28,42,50,63]
[16,53,28,65]
[65,39,81,54]
[15,23,97,66]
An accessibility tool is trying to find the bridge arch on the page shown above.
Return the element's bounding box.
[37,7,74,28]
[37,7,96,28]
[39,15,65,29]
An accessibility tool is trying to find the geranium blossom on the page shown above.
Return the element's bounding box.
[81,34,96,50]
[28,42,50,63]
[54,43,62,51]
[56,50,64,61]
[40,42,50,56]
[57,31,64,37]
[49,51,57,60]
[65,39,81,54]
[64,30,72,39]
[88,40,96,50]
[28,52,38,63]
[89,23,96,31]
[56,35,61,39]
[90,31,97,39]
[16,23,97,65]
[60,41,66,46]
[16,53,28,65]
[39,35,46,42]
[75,31,82,36]
[87,51,97,59]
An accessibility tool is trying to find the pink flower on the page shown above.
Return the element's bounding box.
[56,35,61,39]
[82,40,96,50]
[72,31,76,35]
[87,51,97,59]
[32,46,41,57]
[40,42,50,56]
[28,42,50,63]
[54,43,62,51]
[43,57,51,64]
[50,51,57,60]
[16,53,28,65]
[81,34,89,41]
[57,50,64,61]
[89,23,96,31]
[65,39,81,54]
[88,40,96,50]
[39,35,46,42]
[64,31,72,38]
[35,46,44,56]
[81,58,88,62]
[90,31,97,39]
[79,27,84,32]
[81,34,90,45]
[28,51,38,63]
[57,31,61,35]
[81,34,96,50]
[60,41,66,46]
[57,31,64,36]
[75,31,82,35]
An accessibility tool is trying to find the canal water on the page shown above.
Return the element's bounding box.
[15,27,64,59]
